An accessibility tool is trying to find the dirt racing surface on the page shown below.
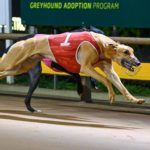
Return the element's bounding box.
[0,95,150,150]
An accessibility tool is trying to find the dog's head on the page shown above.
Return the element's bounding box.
[108,43,141,72]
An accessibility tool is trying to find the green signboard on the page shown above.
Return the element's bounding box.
[21,0,150,27]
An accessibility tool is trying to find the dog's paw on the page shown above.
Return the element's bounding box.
[109,93,116,104]
[130,98,145,104]
[35,109,42,113]
[136,99,145,104]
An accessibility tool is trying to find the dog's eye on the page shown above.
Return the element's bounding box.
[124,50,130,55]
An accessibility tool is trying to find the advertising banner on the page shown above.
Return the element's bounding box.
[21,0,150,27]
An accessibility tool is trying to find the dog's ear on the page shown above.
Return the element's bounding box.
[108,43,118,50]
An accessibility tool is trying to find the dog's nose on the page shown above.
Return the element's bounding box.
[136,61,141,66]
[132,56,141,66]
[134,58,141,66]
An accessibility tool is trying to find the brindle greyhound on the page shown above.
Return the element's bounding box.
[1,26,104,112]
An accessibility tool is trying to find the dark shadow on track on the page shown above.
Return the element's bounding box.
[0,110,85,121]
[0,110,138,130]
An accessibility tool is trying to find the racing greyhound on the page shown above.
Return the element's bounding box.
[0,31,145,111]
[1,27,103,112]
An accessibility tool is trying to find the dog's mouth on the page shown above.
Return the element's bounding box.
[121,59,140,72]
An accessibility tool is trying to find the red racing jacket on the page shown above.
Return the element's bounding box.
[47,32,100,73]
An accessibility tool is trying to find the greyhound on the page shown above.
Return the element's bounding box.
[1,26,104,112]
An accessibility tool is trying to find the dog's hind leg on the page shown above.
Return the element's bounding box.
[25,62,42,112]
[0,38,42,78]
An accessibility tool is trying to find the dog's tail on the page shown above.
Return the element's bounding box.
[0,34,36,57]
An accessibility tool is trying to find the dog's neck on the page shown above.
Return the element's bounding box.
[91,32,118,61]
[99,37,117,60]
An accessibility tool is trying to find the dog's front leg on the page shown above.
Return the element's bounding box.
[102,62,145,104]
[78,42,115,103]
[80,64,115,103]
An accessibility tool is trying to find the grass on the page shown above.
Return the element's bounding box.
[0,74,150,96]
[124,84,150,95]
